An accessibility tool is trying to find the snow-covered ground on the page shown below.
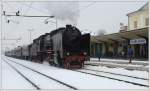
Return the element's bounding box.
[84,65,148,79]
[90,58,148,64]
[1,56,149,89]
[87,58,149,71]
[78,69,148,86]
[87,61,144,67]
[2,61,35,89]
[5,60,71,89]
[82,66,149,86]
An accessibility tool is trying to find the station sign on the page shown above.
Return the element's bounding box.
[130,38,146,44]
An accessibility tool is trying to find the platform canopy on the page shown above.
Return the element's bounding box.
[91,27,148,43]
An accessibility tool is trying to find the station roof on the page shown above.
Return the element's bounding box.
[127,2,148,16]
[91,27,148,43]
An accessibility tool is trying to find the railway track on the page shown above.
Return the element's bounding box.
[74,69,149,87]
[3,58,78,90]
[4,60,40,90]
[85,64,99,66]
[83,68,148,80]
[4,57,149,88]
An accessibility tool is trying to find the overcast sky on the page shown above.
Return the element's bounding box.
[1,0,148,51]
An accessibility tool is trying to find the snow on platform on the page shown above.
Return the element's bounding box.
[87,58,149,71]
[90,58,148,64]
[2,56,149,89]
[84,65,148,80]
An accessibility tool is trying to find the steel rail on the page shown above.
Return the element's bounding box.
[3,60,41,90]
[4,58,78,90]
[83,68,148,80]
[74,70,149,87]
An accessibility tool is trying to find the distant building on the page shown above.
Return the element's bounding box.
[119,23,128,32]
[127,3,149,30]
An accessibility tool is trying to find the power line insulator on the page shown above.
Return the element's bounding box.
[45,21,48,24]
[7,20,10,23]
[3,11,6,15]
[16,11,20,16]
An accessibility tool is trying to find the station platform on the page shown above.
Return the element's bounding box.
[85,58,149,71]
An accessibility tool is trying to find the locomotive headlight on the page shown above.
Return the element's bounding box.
[67,52,70,56]
[83,52,87,55]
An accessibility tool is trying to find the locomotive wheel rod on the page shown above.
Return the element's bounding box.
[4,58,78,90]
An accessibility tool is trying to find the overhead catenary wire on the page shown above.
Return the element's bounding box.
[3,2,52,17]
[3,2,16,11]
[9,2,34,32]
[2,1,97,21]
[3,14,55,18]
[79,1,96,13]
[2,2,32,25]
[2,0,147,3]
[21,3,50,15]
[3,2,18,23]
[2,2,55,49]
[2,2,34,49]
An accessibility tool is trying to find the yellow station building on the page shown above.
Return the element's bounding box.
[91,2,149,60]
[128,3,149,30]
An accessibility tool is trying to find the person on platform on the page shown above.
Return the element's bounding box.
[127,45,133,63]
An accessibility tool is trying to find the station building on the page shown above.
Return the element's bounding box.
[90,3,149,60]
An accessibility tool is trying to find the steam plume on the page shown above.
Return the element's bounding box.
[45,1,79,26]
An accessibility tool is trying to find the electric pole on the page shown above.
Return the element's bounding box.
[28,29,34,44]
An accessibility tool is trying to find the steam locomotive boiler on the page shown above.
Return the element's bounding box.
[46,25,90,68]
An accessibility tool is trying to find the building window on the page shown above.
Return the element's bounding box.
[145,18,149,26]
[134,21,137,29]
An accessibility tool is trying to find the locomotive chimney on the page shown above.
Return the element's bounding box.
[66,24,72,28]
[66,25,72,31]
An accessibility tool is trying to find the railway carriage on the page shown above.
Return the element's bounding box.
[30,39,38,61]
[22,45,30,60]
[14,46,22,59]
[43,33,53,62]
[36,35,46,63]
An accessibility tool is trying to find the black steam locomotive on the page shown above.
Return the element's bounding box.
[5,25,90,69]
